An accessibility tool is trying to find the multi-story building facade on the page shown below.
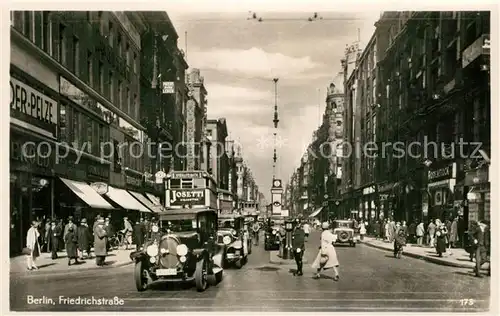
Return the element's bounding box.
[375,11,490,226]
[206,118,229,190]
[10,11,170,254]
[185,69,208,171]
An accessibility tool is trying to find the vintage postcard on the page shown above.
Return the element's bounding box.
[7,2,493,313]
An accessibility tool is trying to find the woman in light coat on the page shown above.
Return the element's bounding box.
[311,222,340,281]
[26,221,41,270]
[359,222,367,240]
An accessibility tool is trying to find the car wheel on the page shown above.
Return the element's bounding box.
[234,259,243,269]
[195,258,208,292]
[134,261,148,292]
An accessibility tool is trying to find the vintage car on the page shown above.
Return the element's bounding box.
[332,220,357,247]
[264,224,283,251]
[217,215,251,268]
[130,209,223,292]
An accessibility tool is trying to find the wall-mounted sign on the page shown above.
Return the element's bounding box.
[10,133,54,176]
[170,171,204,179]
[162,82,175,94]
[90,182,109,195]
[428,163,455,183]
[169,189,205,206]
[10,77,58,137]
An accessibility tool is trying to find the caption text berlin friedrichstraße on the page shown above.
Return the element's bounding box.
[26,295,125,306]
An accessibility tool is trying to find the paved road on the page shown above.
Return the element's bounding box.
[10,231,490,312]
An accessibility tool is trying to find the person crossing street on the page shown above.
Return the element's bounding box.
[252,221,260,245]
[292,219,306,276]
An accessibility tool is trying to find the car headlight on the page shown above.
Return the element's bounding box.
[223,236,231,245]
[233,240,242,249]
[272,230,277,235]
[230,229,237,236]
[176,244,188,256]
[152,225,159,233]
[146,245,158,257]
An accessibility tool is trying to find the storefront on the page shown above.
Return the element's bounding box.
[361,185,377,221]
[426,162,457,221]
[54,146,114,221]
[464,164,490,228]
[10,70,59,255]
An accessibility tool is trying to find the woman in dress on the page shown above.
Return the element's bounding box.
[65,226,79,266]
[311,222,340,281]
[25,221,41,270]
[435,219,448,257]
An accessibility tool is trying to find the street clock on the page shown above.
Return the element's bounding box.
[273,179,282,188]
[273,201,281,207]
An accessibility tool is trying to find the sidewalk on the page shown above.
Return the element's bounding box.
[360,237,488,270]
[10,247,135,276]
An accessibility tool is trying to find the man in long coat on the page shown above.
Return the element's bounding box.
[471,220,490,277]
[64,217,78,243]
[93,218,108,266]
[133,220,145,250]
[449,217,459,248]
[77,218,92,259]
[292,220,306,276]
[48,220,62,259]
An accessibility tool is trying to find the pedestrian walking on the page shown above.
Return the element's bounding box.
[427,220,436,247]
[43,220,51,253]
[416,221,425,246]
[449,217,459,248]
[388,220,396,242]
[458,216,466,248]
[104,217,115,251]
[359,221,366,240]
[121,217,133,250]
[93,218,108,266]
[77,218,92,259]
[292,219,305,276]
[471,220,490,277]
[63,217,78,243]
[435,219,448,257]
[303,221,311,241]
[25,221,41,270]
[408,221,416,244]
[312,222,340,281]
[65,226,79,266]
[133,219,145,250]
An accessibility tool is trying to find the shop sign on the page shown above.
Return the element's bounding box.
[90,182,108,194]
[428,164,454,183]
[169,189,205,206]
[169,171,204,179]
[125,175,142,188]
[363,185,376,195]
[55,148,110,181]
[219,200,233,211]
[10,137,54,175]
[162,82,175,94]
[10,77,58,137]
[378,183,394,193]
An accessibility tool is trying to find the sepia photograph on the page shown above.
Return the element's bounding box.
[8,4,492,312]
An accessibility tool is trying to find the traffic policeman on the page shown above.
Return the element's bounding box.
[292,219,306,276]
[252,221,260,245]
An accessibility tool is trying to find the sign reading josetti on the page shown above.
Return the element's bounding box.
[170,189,205,205]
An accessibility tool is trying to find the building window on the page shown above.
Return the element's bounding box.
[23,11,33,41]
[73,36,80,76]
[98,61,104,94]
[126,88,130,115]
[108,21,114,46]
[117,80,122,109]
[86,116,93,153]
[59,103,68,143]
[117,33,122,57]
[108,71,114,103]
[87,51,93,87]
[59,23,66,66]
[125,42,130,67]
[133,93,138,119]
[71,110,80,147]
[34,11,43,48]
[133,52,137,73]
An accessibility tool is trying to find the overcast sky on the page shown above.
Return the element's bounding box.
[168,9,380,201]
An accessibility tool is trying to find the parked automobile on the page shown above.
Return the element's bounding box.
[332,220,357,247]
[130,208,223,292]
[217,215,251,268]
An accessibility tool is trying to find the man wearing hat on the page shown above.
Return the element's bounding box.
[93,217,108,266]
[121,217,133,250]
[63,216,77,243]
[77,218,92,260]
[48,219,62,260]
[292,219,306,276]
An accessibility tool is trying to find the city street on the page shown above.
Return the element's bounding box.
[10,231,490,312]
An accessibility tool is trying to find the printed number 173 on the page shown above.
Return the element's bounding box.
[460,299,475,306]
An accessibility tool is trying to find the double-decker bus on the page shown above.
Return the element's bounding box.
[164,171,218,210]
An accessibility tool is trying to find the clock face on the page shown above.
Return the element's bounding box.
[273,180,281,187]
[273,201,281,207]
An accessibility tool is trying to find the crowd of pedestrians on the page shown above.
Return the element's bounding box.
[23,214,158,271]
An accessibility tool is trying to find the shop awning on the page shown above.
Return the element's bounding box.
[145,193,162,206]
[309,207,324,218]
[128,190,164,213]
[60,178,114,209]
[105,186,152,213]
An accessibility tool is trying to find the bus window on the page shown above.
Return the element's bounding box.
[170,179,181,189]
[194,178,205,188]
[181,179,193,189]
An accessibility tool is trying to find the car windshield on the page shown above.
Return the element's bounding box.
[161,219,196,232]
[335,221,354,229]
